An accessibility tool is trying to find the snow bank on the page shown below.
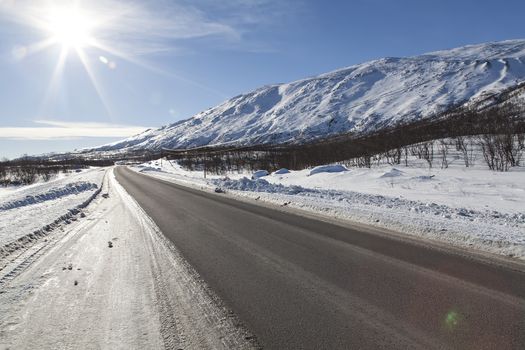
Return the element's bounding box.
[0,182,98,211]
[213,177,304,195]
[212,176,525,226]
[137,166,163,172]
[251,170,269,179]
[0,168,106,259]
[379,168,404,178]
[211,176,525,258]
[309,164,348,176]
[273,168,291,175]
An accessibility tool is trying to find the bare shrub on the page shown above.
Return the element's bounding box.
[439,140,449,169]
[385,147,402,165]
[455,136,474,167]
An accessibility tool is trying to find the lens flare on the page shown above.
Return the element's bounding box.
[445,310,461,330]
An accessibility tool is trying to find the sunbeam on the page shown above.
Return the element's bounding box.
[92,39,227,98]
[76,48,115,120]
[40,46,69,113]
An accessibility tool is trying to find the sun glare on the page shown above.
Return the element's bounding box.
[10,1,166,119]
[46,6,95,49]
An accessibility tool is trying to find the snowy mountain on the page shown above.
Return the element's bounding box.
[92,39,525,152]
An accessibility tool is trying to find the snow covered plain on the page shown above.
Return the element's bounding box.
[0,169,257,349]
[0,168,105,260]
[133,153,525,260]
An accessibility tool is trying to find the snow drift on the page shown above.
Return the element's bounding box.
[309,165,348,176]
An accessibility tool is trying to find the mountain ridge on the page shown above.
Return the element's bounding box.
[90,39,525,153]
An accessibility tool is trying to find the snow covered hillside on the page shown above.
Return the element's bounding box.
[93,39,525,152]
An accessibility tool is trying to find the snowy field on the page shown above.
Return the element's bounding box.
[0,168,106,259]
[133,154,525,260]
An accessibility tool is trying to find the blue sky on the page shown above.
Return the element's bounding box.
[0,0,524,158]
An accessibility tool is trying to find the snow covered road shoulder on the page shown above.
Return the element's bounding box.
[0,169,257,349]
[211,176,525,259]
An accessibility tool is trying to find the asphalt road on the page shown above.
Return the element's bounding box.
[115,166,525,349]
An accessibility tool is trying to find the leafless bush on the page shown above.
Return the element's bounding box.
[478,132,525,171]
[517,133,525,166]
[479,135,506,171]
[455,136,475,167]
[0,163,78,186]
[439,140,449,169]
[411,142,434,168]
[356,155,372,168]
[385,147,402,165]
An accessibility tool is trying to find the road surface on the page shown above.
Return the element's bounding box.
[115,166,525,349]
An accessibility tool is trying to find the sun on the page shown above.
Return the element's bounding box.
[45,6,95,49]
[7,1,176,120]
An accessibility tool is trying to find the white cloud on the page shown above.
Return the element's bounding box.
[0,120,149,140]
